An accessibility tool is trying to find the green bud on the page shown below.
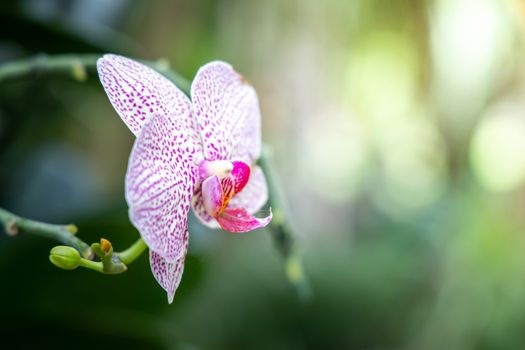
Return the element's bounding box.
[49,246,81,270]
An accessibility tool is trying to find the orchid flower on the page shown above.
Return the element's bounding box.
[97,54,272,303]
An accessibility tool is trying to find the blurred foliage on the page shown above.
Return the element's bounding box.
[3,0,525,349]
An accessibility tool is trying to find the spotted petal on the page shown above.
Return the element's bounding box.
[126,113,199,262]
[97,54,198,139]
[191,61,262,163]
[150,250,186,304]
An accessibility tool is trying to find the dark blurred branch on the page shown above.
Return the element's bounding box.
[259,147,312,301]
[0,54,190,93]
[0,54,98,82]
[0,54,310,298]
[0,207,92,258]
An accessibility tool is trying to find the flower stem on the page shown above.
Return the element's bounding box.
[0,54,190,93]
[0,207,93,259]
[0,54,99,82]
[118,238,148,265]
[78,257,104,273]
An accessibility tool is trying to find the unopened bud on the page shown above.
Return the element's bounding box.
[49,246,81,270]
[100,238,112,254]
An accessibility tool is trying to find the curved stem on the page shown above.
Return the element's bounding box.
[0,208,93,259]
[117,238,148,265]
[0,54,99,82]
[0,54,190,93]
[78,258,104,273]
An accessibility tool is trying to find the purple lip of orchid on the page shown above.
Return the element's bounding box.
[96,54,272,303]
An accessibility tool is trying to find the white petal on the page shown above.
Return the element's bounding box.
[126,113,199,262]
[191,61,262,162]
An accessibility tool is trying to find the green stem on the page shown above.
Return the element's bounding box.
[78,258,104,273]
[118,238,148,265]
[0,207,93,259]
[0,54,99,82]
[0,54,190,93]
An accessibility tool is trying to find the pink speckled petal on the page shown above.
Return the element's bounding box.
[150,250,186,304]
[97,54,198,139]
[217,207,272,233]
[229,166,268,214]
[191,61,262,162]
[126,113,199,262]
[201,175,223,218]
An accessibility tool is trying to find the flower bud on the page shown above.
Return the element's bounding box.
[49,246,81,270]
[100,238,112,254]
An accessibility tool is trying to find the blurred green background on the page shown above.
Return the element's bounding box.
[2,0,525,349]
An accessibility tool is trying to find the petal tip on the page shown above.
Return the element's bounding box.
[167,291,175,304]
[96,53,118,69]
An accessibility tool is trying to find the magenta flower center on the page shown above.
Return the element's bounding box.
[199,160,251,218]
